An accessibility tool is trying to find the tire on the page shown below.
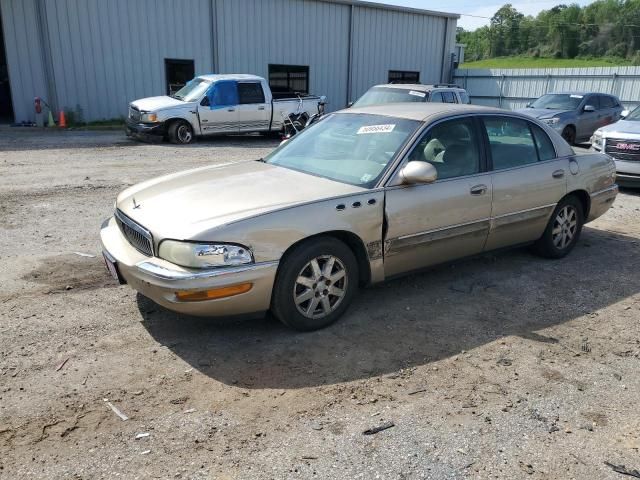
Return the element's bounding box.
[271,237,359,331]
[168,120,194,145]
[561,125,576,145]
[532,196,584,259]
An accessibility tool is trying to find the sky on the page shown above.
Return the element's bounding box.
[366,0,594,30]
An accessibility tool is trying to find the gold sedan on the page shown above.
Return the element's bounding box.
[101,104,618,331]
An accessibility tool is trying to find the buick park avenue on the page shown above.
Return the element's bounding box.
[101,104,618,331]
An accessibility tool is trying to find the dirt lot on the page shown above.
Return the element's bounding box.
[1,127,639,480]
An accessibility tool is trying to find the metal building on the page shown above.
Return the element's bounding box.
[0,0,458,124]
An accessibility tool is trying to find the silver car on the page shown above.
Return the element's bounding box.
[517,92,623,145]
[592,106,640,187]
[101,104,618,331]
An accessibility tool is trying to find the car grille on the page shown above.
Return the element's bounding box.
[128,106,141,123]
[605,138,640,162]
[115,209,154,256]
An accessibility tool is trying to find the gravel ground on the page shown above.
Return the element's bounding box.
[1,128,639,480]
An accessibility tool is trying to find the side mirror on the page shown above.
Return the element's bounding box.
[583,105,596,112]
[526,102,532,107]
[319,95,327,105]
[347,101,354,108]
[621,109,630,118]
[399,161,438,185]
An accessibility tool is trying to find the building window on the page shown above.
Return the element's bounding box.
[388,70,420,84]
[165,59,195,96]
[269,64,309,97]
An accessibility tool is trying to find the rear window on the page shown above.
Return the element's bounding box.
[459,91,471,104]
[238,82,265,104]
[353,87,426,107]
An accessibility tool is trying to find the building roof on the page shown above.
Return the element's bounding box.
[343,103,502,121]
[316,0,459,19]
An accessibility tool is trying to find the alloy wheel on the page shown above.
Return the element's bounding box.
[552,205,578,249]
[177,124,192,143]
[293,255,348,319]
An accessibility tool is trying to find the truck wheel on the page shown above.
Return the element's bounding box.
[168,121,194,145]
[561,126,576,145]
[271,237,358,331]
[532,195,584,259]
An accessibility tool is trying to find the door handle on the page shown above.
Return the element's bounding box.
[470,184,488,195]
[227,108,235,112]
[552,169,565,179]
[258,106,265,111]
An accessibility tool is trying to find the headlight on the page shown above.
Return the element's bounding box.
[159,240,253,269]
[592,131,603,148]
[140,112,158,123]
[542,117,560,125]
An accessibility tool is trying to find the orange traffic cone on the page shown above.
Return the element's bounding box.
[58,111,67,128]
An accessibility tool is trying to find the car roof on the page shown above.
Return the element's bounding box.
[370,84,465,91]
[197,74,264,82]
[546,91,615,97]
[342,103,503,121]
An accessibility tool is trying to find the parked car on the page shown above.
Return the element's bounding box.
[516,92,623,145]
[102,104,618,331]
[125,74,327,144]
[351,83,470,108]
[591,106,640,187]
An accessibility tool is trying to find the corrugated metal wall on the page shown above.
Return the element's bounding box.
[0,0,48,124]
[2,0,457,123]
[454,66,640,110]
[214,0,351,112]
[350,7,454,101]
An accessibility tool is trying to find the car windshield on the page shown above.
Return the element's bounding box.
[529,94,583,110]
[264,113,421,188]
[625,106,640,121]
[353,87,427,107]
[172,78,212,102]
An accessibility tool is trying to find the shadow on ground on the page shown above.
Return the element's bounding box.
[138,227,640,389]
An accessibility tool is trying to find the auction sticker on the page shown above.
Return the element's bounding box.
[409,91,426,98]
[570,94,584,99]
[357,124,396,134]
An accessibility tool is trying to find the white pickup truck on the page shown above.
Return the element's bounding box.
[125,74,326,144]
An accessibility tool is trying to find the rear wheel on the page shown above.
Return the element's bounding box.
[561,125,576,145]
[168,120,194,145]
[271,237,358,331]
[533,196,584,258]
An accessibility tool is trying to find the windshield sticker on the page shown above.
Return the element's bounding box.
[409,91,426,98]
[361,173,374,182]
[357,124,396,135]
[570,94,584,99]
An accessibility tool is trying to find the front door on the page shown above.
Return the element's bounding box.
[576,95,600,140]
[236,82,270,132]
[197,80,239,134]
[482,116,568,251]
[384,117,492,277]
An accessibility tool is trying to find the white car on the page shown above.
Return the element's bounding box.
[592,106,640,187]
[125,74,326,144]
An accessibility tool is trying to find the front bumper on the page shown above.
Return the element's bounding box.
[614,160,640,187]
[125,119,167,140]
[100,216,278,317]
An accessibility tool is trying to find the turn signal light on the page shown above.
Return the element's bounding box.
[175,283,253,302]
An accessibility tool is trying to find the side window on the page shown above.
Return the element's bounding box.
[459,91,471,104]
[238,82,266,104]
[442,91,457,103]
[207,81,238,108]
[587,96,600,110]
[600,95,615,109]
[531,124,556,161]
[430,92,444,103]
[407,118,480,180]
[484,117,539,170]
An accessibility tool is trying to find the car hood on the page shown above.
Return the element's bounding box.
[130,96,193,112]
[598,119,640,136]
[116,161,364,240]
[516,108,571,119]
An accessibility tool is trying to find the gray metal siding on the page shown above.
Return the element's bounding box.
[214,0,351,111]
[455,66,640,110]
[349,6,452,102]
[1,0,48,123]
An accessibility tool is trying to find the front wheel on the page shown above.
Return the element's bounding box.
[561,126,576,145]
[532,196,584,259]
[168,120,194,145]
[271,237,358,331]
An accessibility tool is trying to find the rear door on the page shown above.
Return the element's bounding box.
[383,116,492,277]
[236,82,270,132]
[197,80,239,134]
[483,116,568,251]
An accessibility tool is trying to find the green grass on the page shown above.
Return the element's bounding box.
[460,56,635,69]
